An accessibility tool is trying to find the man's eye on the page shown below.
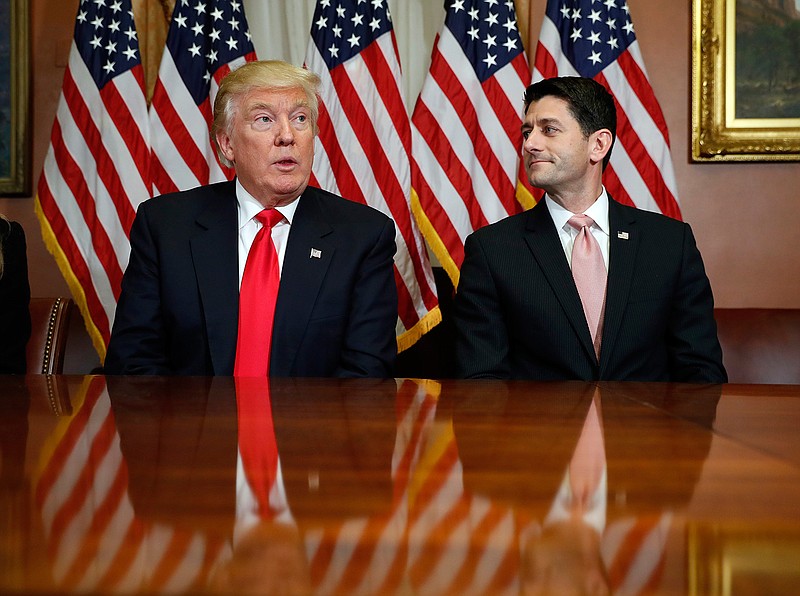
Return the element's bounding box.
[522,130,530,139]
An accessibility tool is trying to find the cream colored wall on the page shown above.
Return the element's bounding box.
[3,0,799,312]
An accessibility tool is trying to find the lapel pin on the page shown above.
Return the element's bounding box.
[617,231,629,240]
[310,248,322,259]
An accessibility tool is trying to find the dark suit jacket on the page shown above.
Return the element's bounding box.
[0,219,31,374]
[104,181,398,377]
[453,197,726,382]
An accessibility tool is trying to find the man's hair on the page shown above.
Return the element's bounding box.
[212,60,321,167]
[523,76,617,170]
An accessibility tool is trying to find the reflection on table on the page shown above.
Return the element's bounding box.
[2,375,800,594]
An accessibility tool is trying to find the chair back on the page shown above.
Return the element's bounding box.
[715,308,800,384]
[26,297,73,374]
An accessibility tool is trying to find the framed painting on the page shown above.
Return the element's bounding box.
[0,0,30,195]
[692,0,800,162]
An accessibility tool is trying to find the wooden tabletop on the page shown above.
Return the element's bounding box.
[2,376,800,594]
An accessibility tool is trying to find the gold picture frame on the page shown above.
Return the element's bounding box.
[0,0,30,195]
[691,0,800,162]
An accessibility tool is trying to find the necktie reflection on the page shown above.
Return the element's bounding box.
[521,388,610,596]
[209,376,308,594]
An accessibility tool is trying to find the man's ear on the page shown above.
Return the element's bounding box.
[216,131,235,164]
[589,128,613,166]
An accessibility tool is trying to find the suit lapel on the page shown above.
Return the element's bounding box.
[271,188,334,376]
[599,198,639,375]
[524,203,597,361]
[190,182,240,375]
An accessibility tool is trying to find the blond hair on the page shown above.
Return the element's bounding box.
[212,61,321,167]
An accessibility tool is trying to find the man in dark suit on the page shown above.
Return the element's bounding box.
[453,77,726,382]
[105,61,397,377]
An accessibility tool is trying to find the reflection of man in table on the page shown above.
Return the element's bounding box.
[110,377,399,594]
[453,382,719,594]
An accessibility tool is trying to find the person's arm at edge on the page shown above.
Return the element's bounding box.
[453,232,512,379]
[104,203,171,375]
[666,223,728,383]
[334,216,398,378]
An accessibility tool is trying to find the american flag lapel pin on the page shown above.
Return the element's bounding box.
[310,248,322,259]
[617,231,629,240]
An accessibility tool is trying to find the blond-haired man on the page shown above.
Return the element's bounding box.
[106,61,398,377]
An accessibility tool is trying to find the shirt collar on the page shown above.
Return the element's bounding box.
[545,188,610,237]
[235,178,300,230]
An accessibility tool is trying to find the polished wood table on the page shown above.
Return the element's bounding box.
[2,376,800,594]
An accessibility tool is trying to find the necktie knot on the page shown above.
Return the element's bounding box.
[255,208,284,230]
[568,213,595,232]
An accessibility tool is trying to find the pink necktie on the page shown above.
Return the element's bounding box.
[235,209,284,377]
[569,392,606,512]
[568,214,607,358]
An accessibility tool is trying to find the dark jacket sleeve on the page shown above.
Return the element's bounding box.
[333,216,398,378]
[0,220,32,374]
[453,232,512,379]
[666,223,727,383]
[104,204,173,375]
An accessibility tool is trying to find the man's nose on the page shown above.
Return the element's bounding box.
[523,131,539,152]
[275,118,295,145]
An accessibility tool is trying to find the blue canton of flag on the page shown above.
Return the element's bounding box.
[311,0,393,70]
[74,0,142,89]
[166,0,255,105]
[447,0,525,83]
[548,0,635,78]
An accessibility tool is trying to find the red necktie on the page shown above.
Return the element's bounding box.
[568,214,607,358]
[235,209,284,377]
[235,377,279,517]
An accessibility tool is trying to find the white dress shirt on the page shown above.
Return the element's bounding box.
[236,179,301,288]
[545,189,610,271]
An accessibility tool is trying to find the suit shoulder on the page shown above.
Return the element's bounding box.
[136,182,235,226]
[0,219,25,243]
[617,201,688,230]
[468,208,531,244]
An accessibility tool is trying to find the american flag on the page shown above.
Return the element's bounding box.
[34,0,151,356]
[411,0,535,286]
[149,0,257,195]
[304,0,440,351]
[533,0,681,219]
